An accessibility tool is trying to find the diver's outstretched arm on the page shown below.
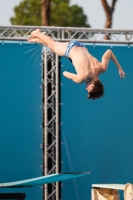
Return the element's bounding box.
[101,49,125,78]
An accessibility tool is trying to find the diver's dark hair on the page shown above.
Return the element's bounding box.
[88,80,104,100]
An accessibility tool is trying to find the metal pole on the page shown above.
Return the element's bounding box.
[44,46,48,200]
[51,53,55,197]
[1,37,133,44]
[56,54,59,200]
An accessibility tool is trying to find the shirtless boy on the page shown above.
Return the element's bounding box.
[28,29,125,100]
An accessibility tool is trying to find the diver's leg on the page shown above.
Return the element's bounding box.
[28,29,68,56]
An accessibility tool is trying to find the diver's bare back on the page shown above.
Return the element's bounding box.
[68,46,100,82]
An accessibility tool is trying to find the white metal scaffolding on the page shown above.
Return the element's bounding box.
[43,47,59,200]
[1,26,133,44]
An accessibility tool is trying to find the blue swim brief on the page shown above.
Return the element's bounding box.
[65,40,85,57]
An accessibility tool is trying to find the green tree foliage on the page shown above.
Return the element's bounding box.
[10,0,90,27]
[10,0,41,25]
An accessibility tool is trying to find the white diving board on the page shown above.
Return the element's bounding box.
[0,172,90,188]
[92,183,133,200]
[92,184,125,190]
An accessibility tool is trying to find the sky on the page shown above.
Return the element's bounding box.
[0,0,133,29]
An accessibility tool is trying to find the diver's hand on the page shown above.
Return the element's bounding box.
[119,69,125,78]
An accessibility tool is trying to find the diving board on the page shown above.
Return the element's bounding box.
[92,183,133,200]
[92,184,125,190]
[0,172,90,188]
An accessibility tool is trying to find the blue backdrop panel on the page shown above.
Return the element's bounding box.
[0,41,42,199]
[60,44,132,200]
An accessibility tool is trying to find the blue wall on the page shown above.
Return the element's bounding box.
[0,41,42,199]
[60,44,132,200]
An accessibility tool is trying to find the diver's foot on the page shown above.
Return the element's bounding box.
[31,29,40,38]
[27,37,40,43]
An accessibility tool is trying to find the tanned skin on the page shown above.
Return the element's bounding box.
[28,29,125,95]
